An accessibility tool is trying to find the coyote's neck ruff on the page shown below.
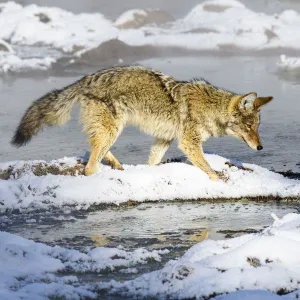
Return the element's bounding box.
[12,66,273,180]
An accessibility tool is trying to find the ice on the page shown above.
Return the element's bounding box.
[0,154,299,212]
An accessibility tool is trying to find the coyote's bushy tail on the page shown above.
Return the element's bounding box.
[11,85,80,147]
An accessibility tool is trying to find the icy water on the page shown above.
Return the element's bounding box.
[1,201,299,283]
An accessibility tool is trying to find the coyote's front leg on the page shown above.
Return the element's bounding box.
[178,131,219,181]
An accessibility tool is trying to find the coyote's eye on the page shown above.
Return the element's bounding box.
[246,124,252,130]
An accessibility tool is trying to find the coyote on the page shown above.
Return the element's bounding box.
[11,66,273,180]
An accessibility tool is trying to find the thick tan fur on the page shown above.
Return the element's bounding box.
[12,66,273,180]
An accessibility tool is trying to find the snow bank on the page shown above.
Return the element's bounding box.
[2,0,300,72]
[115,0,300,51]
[0,2,116,52]
[0,1,117,72]
[0,231,168,299]
[277,54,300,71]
[0,51,56,73]
[1,39,52,73]
[100,213,300,299]
[0,154,299,212]
[0,38,60,73]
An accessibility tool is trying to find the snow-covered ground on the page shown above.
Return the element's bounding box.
[1,0,300,72]
[1,213,300,299]
[0,154,299,213]
[0,230,169,299]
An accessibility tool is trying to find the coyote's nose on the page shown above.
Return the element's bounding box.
[257,145,263,151]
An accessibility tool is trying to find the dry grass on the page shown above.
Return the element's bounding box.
[0,160,86,180]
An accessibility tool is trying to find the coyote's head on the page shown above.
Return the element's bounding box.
[227,93,273,150]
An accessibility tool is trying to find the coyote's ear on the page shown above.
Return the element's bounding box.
[254,96,273,110]
[238,92,257,112]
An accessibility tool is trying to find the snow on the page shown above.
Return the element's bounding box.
[115,8,173,29]
[0,2,116,51]
[0,1,117,72]
[100,213,300,299]
[115,9,148,26]
[0,230,168,299]
[114,0,300,51]
[0,51,56,73]
[277,54,300,71]
[0,38,55,73]
[0,39,13,52]
[0,154,299,213]
[1,0,300,72]
[2,213,300,299]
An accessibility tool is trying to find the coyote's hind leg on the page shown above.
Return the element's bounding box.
[85,134,119,176]
[81,99,123,176]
